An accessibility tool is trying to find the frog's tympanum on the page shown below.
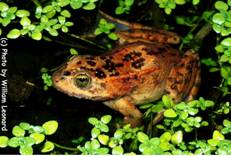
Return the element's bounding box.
[52,28,201,126]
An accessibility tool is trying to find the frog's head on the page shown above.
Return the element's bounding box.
[52,56,111,101]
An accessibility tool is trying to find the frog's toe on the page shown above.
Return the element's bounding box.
[124,116,142,127]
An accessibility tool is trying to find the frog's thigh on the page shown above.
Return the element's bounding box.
[165,49,201,102]
[104,98,142,127]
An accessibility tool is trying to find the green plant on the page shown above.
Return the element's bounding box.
[155,0,200,15]
[0,0,99,40]
[0,121,58,154]
[94,19,118,41]
[141,95,214,132]
[41,67,53,91]
[115,0,134,15]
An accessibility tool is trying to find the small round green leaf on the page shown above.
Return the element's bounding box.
[0,136,8,148]
[25,137,36,146]
[48,29,59,36]
[20,17,31,26]
[112,146,124,155]
[160,132,171,142]
[208,139,219,146]
[30,133,45,144]
[91,127,101,138]
[12,126,25,137]
[65,21,74,27]
[94,28,102,35]
[61,26,68,33]
[115,7,125,15]
[100,115,112,124]
[32,31,42,40]
[98,134,109,145]
[58,16,66,24]
[8,137,20,148]
[175,0,186,5]
[20,145,33,155]
[162,95,173,107]
[108,33,118,40]
[192,0,200,5]
[42,5,53,13]
[137,132,149,143]
[125,0,134,6]
[213,130,225,140]
[212,13,225,25]
[0,2,9,12]
[221,37,231,46]
[7,29,21,39]
[114,129,124,139]
[223,119,231,127]
[19,122,30,130]
[16,10,30,17]
[99,124,109,132]
[41,141,54,153]
[91,139,100,149]
[70,48,78,55]
[42,120,58,135]
[171,131,183,145]
[70,0,83,9]
[61,10,71,18]
[88,117,99,125]
[164,109,177,118]
[83,2,96,10]
[108,139,117,148]
[215,1,228,11]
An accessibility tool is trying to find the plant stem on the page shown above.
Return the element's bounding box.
[54,143,80,152]
[68,33,107,50]
[31,0,41,6]
[43,35,95,51]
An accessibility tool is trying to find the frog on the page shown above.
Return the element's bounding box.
[52,25,201,127]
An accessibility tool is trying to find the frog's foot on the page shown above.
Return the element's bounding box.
[165,49,201,102]
[104,98,143,127]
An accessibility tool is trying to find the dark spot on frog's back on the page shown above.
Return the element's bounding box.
[131,58,145,69]
[102,59,115,72]
[76,61,82,65]
[86,60,96,66]
[132,50,142,57]
[100,56,106,60]
[142,46,158,56]
[123,53,132,61]
[95,68,106,79]
[115,63,124,67]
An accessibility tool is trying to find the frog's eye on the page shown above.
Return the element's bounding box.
[75,73,91,88]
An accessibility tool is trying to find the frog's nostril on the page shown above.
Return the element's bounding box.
[63,71,71,76]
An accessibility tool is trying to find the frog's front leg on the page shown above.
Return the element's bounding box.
[104,98,143,127]
[165,49,201,103]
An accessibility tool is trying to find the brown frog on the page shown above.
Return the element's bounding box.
[52,27,201,126]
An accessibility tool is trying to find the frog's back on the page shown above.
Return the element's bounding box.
[94,42,181,79]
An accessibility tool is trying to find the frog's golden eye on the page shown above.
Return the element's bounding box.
[75,73,91,88]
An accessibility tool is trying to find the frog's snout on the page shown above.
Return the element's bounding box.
[52,64,67,85]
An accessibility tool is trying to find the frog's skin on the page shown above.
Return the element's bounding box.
[52,28,201,126]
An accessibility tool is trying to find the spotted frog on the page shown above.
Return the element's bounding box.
[52,27,201,126]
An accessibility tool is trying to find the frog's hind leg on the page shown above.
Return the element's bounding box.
[117,29,181,45]
[165,49,201,103]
